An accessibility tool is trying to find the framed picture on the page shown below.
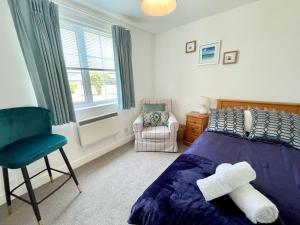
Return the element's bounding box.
[198,40,221,65]
[186,41,196,53]
[223,51,239,64]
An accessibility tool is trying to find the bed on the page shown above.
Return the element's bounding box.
[128,99,300,225]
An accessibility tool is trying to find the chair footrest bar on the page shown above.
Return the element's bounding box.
[10,168,72,205]
[10,193,32,205]
[37,176,71,204]
[50,168,71,176]
[11,169,48,193]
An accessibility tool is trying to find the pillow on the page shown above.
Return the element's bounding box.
[248,108,300,150]
[143,111,169,127]
[143,103,166,112]
[244,110,253,133]
[206,108,246,138]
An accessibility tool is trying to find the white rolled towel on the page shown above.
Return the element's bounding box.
[217,163,279,224]
[197,161,256,201]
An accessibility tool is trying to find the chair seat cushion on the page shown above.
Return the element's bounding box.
[0,134,67,169]
[142,126,170,139]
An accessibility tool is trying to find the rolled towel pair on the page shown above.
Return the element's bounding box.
[196,162,256,201]
[216,163,279,224]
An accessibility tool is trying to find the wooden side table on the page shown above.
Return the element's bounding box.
[183,112,209,146]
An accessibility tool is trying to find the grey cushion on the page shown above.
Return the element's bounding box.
[143,103,166,112]
[143,111,169,127]
[248,108,300,150]
[206,108,246,138]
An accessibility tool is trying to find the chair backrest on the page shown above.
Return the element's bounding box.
[141,99,172,112]
[0,107,52,149]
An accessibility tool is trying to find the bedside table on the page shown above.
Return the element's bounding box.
[183,112,209,146]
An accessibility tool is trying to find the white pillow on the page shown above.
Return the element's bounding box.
[244,110,252,133]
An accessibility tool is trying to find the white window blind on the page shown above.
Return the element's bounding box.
[61,28,80,68]
[60,19,117,109]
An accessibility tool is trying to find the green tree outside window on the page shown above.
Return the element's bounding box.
[90,72,116,95]
[69,82,78,94]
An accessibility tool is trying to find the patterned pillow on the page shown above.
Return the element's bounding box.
[143,111,169,127]
[206,108,246,138]
[248,108,300,150]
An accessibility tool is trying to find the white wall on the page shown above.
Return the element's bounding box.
[0,1,37,108]
[154,0,300,122]
[0,0,154,204]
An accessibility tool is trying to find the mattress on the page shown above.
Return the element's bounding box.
[128,132,300,225]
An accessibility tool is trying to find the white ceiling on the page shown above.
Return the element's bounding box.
[71,0,260,33]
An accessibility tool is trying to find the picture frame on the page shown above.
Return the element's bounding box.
[198,40,221,65]
[223,51,239,64]
[186,41,197,53]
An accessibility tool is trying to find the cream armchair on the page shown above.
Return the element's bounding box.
[133,99,179,152]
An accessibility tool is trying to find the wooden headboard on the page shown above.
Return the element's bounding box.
[216,99,300,114]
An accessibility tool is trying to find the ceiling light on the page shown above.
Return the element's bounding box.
[141,0,177,17]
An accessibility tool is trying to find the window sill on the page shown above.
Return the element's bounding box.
[75,102,117,112]
[75,103,118,122]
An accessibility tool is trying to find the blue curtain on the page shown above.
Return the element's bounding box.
[8,0,75,125]
[112,25,135,110]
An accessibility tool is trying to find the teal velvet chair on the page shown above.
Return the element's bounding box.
[0,107,81,225]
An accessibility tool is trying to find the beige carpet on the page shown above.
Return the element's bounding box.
[0,142,186,225]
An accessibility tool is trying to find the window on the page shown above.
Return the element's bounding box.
[60,21,117,109]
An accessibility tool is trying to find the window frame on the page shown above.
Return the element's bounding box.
[60,20,117,110]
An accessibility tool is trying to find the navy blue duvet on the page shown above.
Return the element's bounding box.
[128,132,300,225]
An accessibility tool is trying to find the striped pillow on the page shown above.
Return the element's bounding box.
[248,108,300,150]
[206,108,246,138]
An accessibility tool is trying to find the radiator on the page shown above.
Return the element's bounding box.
[77,113,120,146]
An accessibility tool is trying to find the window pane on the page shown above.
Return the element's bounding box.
[101,36,114,59]
[61,29,80,68]
[87,56,104,70]
[102,59,115,70]
[67,69,85,103]
[84,31,103,69]
[60,20,117,109]
[84,31,115,70]
[84,32,101,58]
[89,71,117,103]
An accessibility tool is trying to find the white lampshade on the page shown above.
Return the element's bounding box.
[199,96,210,107]
[199,96,210,114]
[141,0,177,17]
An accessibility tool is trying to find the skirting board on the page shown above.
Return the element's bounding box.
[0,134,134,206]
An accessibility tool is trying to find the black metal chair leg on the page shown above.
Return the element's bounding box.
[44,156,53,183]
[21,167,43,225]
[2,167,12,215]
[59,148,82,193]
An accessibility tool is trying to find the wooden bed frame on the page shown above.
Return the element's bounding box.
[216,99,300,114]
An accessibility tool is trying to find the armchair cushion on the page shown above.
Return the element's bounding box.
[142,126,170,139]
[143,111,169,127]
[142,99,172,112]
[143,103,166,112]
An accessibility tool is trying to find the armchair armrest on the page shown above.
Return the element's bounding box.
[133,114,144,132]
[168,112,179,133]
